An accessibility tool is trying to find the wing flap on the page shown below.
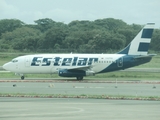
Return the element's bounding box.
[67,65,93,71]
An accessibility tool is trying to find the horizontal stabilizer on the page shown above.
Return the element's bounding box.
[134,54,157,59]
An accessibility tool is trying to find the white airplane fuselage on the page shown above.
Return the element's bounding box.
[3,53,152,74]
[4,54,125,74]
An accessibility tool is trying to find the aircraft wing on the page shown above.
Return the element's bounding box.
[67,65,93,71]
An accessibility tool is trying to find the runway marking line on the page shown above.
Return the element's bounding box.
[0,107,84,118]
[74,86,104,88]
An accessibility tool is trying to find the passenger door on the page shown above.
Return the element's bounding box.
[25,57,30,67]
[117,57,123,67]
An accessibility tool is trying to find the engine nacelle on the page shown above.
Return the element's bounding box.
[85,71,95,76]
[59,69,85,77]
[58,69,95,77]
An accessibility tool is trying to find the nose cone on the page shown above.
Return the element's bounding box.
[2,62,10,71]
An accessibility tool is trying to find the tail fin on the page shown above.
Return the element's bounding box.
[118,23,155,55]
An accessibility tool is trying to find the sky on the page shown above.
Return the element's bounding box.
[0,0,160,28]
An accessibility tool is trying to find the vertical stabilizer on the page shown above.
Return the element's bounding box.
[118,23,155,55]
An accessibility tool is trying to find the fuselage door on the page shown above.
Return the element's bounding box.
[117,57,123,67]
[25,57,30,67]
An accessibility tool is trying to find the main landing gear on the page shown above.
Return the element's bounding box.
[76,76,83,80]
[21,76,25,80]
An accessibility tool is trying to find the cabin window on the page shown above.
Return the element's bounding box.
[12,59,18,63]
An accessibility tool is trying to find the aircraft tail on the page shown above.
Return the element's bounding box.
[118,23,155,55]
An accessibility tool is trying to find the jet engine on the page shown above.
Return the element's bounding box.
[58,69,95,77]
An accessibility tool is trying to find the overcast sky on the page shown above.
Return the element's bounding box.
[0,0,160,28]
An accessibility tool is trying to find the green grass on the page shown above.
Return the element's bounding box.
[0,71,160,81]
[0,53,29,65]
[91,71,160,81]
[0,93,159,101]
[0,72,60,79]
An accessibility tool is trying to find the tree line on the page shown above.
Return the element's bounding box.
[0,18,159,53]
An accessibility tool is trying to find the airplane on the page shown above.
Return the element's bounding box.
[2,23,155,80]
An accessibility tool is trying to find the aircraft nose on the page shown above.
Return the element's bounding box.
[2,63,10,71]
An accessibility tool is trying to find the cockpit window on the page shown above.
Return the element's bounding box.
[12,59,18,63]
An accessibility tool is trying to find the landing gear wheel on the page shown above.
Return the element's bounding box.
[21,76,24,80]
[76,76,83,80]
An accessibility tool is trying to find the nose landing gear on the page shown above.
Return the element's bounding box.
[15,73,25,80]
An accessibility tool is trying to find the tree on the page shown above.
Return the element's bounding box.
[43,26,68,50]
[0,18,158,53]
[85,30,126,52]
[68,20,94,31]
[0,19,24,37]
[94,18,127,32]
[0,26,42,51]
[150,29,160,51]
[34,18,56,32]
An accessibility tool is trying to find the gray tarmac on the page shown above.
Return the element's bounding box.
[0,81,160,120]
[0,97,160,120]
[0,82,160,97]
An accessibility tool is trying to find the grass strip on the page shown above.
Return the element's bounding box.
[0,72,160,81]
[0,93,159,101]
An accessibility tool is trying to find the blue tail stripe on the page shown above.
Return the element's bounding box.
[141,29,153,38]
[138,42,150,51]
[117,44,130,54]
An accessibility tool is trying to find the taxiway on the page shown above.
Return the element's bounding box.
[0,82,160,97]
[0,97,160,120]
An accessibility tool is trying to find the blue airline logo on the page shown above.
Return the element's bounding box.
[31,57,99,66]
[141,29,153,38]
